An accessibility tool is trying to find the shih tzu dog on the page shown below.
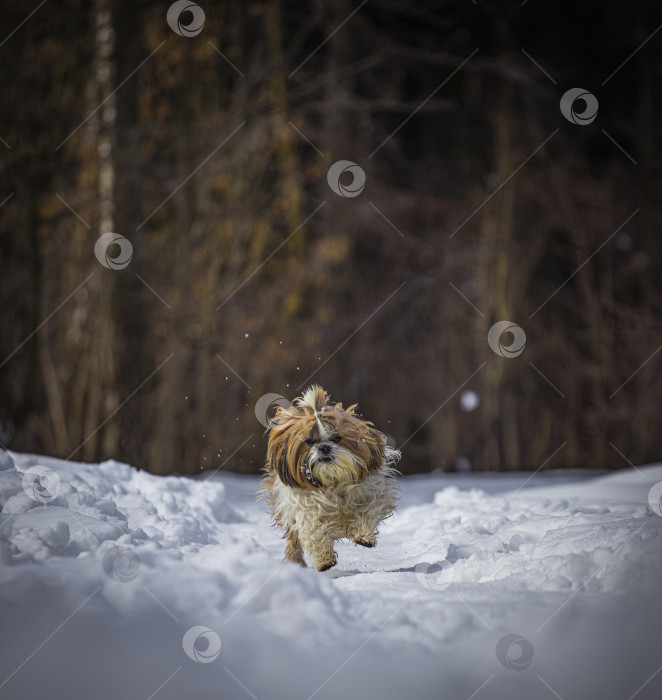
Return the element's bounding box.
[261,385,400,571]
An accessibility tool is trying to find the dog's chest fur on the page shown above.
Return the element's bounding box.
[270,466,399,540]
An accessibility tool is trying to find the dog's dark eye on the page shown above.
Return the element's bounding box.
[304,438,315,446]
[331,436,341,443]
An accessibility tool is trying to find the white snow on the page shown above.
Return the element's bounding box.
[1,449,661,700]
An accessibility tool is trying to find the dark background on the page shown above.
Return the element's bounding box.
[1,0,661,475]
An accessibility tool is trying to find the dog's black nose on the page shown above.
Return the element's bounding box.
[318,443,332,456]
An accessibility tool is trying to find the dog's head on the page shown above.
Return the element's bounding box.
[266,385,390,489]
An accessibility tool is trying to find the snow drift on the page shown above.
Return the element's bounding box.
[1,449,661,700]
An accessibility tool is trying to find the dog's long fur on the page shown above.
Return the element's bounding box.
[260,385,400,571]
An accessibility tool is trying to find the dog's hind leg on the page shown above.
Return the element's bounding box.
[284,530,307,567]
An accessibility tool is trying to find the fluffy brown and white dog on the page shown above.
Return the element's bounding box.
[260,385,400,571]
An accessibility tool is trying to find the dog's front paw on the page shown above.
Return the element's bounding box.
[316,553,338,571]
[354,536,376,548]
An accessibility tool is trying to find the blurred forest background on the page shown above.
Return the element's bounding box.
[1,0,661,475]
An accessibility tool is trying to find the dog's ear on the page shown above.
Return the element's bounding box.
[268,435,298,487]
[364,428,387,474]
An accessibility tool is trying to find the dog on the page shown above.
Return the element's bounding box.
[260,385,400,571]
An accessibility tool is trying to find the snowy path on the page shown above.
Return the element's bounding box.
[1,450,661,700]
